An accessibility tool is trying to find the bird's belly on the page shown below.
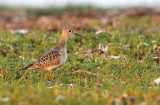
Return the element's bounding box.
[60,51,67,66]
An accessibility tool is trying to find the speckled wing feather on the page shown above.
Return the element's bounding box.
[35,50,61,68]
[20,50,62,70]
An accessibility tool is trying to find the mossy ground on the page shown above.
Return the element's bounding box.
[0,8,160,105]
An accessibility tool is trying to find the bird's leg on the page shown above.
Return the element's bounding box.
[50,71,52,82]
[52,71,54,82]
[45,71,49,83]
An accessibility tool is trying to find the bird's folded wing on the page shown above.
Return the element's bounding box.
[29,50,62,69]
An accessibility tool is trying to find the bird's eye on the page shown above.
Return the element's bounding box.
[69,30,72,32]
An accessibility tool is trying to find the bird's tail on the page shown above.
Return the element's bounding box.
[19,63,34,71]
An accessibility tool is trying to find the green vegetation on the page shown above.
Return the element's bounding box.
[0,14,160,105]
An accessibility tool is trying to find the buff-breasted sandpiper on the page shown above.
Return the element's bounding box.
[19,28,80,82]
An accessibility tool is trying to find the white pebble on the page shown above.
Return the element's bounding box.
[95,30,106,34]
[154,77,160,85]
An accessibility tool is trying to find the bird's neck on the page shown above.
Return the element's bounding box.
[58,35,68,47]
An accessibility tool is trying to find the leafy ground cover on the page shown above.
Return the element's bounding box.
[0,7,160,105]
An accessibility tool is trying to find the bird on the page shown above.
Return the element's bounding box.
[19,28,80,82]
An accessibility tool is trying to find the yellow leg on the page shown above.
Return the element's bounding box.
[52,72,54,82]
[45,71,49,83]
[50,71,52,82]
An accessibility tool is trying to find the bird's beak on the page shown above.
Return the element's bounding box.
[73,32,81,36]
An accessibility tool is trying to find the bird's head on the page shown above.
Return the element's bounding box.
[62,28,80,38]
